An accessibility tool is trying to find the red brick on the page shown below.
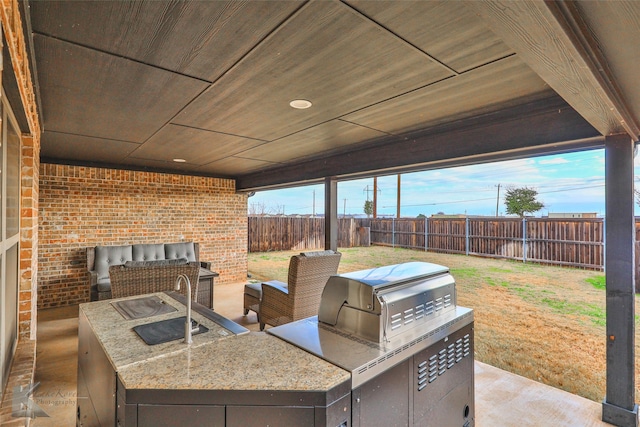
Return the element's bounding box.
[38,164,248,308]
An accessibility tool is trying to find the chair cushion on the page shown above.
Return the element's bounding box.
[300,250,337,257]
[96,277,112,292]
[124,258,188,268]
[165,242,197,262]
[132,243,165,261]
[94,245,133,281]
[244,280,288,299]
[244,282,262,299]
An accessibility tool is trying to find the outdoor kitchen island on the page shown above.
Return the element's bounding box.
[77,291,351,427]
[78,262,474,427]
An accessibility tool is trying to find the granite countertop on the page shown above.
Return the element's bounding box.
[80,292,350,392]
[118,332,351,391]
[80,292,237,368]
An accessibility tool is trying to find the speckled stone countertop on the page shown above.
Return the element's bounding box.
[118,332,350,391]
[80,293,350,392]
[80,292,237,368]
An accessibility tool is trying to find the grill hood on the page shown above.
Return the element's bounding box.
[318,262,456,343]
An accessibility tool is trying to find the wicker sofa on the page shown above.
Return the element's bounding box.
[87,242,205,301]
[109,261,200,301]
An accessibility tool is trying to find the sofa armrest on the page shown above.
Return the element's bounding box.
[89,270,98,286]
[87,247,96,272]
[262,280,289,295]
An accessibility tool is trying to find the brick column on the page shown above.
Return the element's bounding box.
[20,135,39,339]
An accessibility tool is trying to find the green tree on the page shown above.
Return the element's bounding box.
[416,213,426,219]
[364,200,373,218]
[504,186,544,217]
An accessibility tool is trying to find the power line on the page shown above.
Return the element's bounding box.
[385,196,497,208]
[538,184,604,194]
[382,183,605,209]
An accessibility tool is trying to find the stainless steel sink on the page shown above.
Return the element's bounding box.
[111,295,177,320]
[132,316,208,345]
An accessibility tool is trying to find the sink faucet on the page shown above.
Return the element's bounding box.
[175,273,199,344]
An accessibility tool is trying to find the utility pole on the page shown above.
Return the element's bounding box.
[495,183,501,217]
[365,179,382,218]
[397,174,401,219]
[343,198,347,218]
[373,177,378,218]
[312,190,315,217]
[363,185,373,201]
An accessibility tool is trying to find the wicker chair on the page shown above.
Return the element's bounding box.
[109,262,200,301]
[256,250,341,330]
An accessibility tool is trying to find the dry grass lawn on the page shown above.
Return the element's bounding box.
[247,246,639,403]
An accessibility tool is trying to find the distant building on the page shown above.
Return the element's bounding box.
[547,212,598,219]
[429,214,502,219]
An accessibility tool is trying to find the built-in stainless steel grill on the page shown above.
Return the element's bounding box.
[318,262,457,343]
[268,262,475,427]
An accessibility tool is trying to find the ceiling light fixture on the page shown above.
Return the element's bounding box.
[173,158,186,163]
[289,99,312,109]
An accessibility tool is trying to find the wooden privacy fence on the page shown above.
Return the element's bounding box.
[249,216,607,270]
[248,216,324,252]
[247,216,369,252]
[248,216,640,290]
[367,217,605,270]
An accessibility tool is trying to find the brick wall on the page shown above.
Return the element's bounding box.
[20,135,39,338]
[38,164,248,309]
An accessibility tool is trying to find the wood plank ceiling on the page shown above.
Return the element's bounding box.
[27,0,640,191]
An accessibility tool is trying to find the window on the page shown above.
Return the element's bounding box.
[0,93,21,397]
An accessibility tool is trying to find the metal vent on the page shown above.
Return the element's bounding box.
[351,311,473,387]
[389,293,454,334]
[416,332,472,392]
[444,294,452,308]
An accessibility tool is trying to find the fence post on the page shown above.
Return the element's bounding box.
[465,217,470,256]
[603,219,606,269]
[425,217,428,252]
[392,218,396,248]
[522,217,528,263]
[349,218,354,248]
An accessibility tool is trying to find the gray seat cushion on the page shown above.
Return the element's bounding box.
[300,250,337,257]
[244,280,288,300]
[165,242,197,262]
[244,282,262,299]
[94,245,133,281]
[132,243,165,261]
[96,277,112,292]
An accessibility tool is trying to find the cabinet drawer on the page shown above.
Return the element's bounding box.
[138,404,224,427]
[227,405,315,427]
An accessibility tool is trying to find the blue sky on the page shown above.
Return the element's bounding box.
[247,148,640,217]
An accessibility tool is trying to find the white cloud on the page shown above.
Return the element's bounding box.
[538,157,570,165]
[250,148,633,217]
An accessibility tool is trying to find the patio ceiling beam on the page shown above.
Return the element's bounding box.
[469,0,640,140]
[236,97,600,192]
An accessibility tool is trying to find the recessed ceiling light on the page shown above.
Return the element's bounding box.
[289,99,312,109]
[173,158,186,163]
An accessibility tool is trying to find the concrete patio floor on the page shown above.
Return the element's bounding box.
[26,281,610,427]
